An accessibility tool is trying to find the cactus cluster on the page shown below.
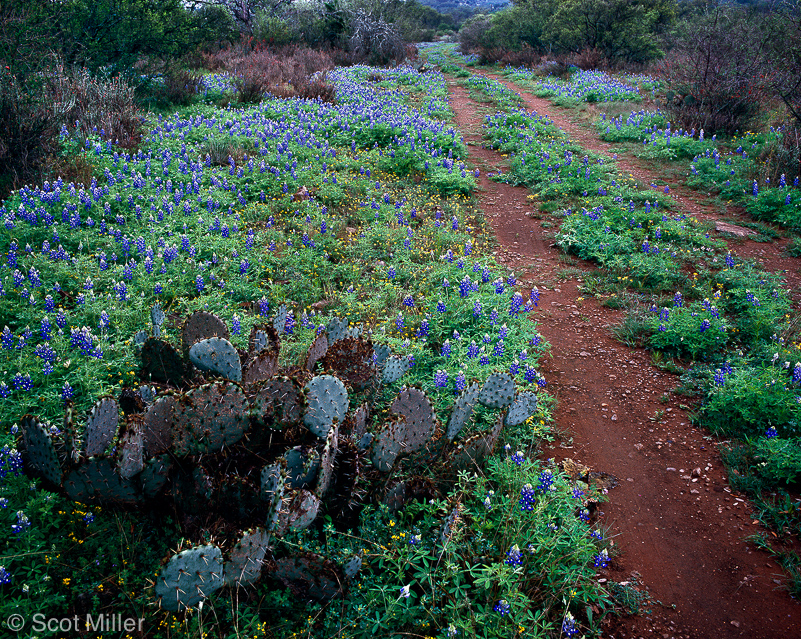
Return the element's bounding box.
[18,307,541,611]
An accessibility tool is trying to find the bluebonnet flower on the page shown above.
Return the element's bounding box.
[752,180,759,197]
[434,370,448,388]
[793,363,801,384]
[673,291,683,307]
[699,319,711,333]
[578,508,590,523]
[62,382,74,404]
[593,549,610,568]
[395,312,405,331]
[154,283,163,295]
[455,371,466,393]
[442,278,450,289]
[0,383,9,398]
[509,292,524,315]
[483,490,494,510]
[505,544,523,566]
[440,340,452,358]
[562,613,579,637]
[509,359,520,376]
[258,297,269,316]
[494,278,505,295]
[44,295,55,312]
[417,318,430,337]
[537,469,555,493]
[0,566,11,585]
[786,193,792,206]
[493,600,511,616]
[403,294,415,308]
[12,373,32,391]
[285,312,296,335]
[1,327,13,350]
[519,483,537,511]
[387,266,396,280]
[436,300,447,314]
[479,354,489,366]
[572,486,585,499]
[467,341,479,359]
[11,511,30,534]
[765,426,778,439]
[399,584,410,599]
[590,530,604,541]
[510,450,525,466]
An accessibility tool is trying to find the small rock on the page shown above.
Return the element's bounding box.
[667,467,677,472]
[634,443,644,451]
[692,467,701,478]
[730,621,741,628]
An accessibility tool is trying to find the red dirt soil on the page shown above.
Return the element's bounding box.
[446,77,801,639]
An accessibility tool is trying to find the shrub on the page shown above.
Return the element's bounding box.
[753,437,801,486]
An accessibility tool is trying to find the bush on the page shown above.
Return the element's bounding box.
[657,8,771,135]
[753,437,801,486]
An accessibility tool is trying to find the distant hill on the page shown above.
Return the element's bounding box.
[419,0,511,15]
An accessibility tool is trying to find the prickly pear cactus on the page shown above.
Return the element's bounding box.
[172,382,248,455]
[139,385,156,405]
[374,343,390,366]
[383,481,407,513]
[85,397,119,457]
[224,528,270,587]
[141,337,187,386]
[505,391,538,426]
[285,447,321,490]
[316,423,338,498]
[182,310,229,357]
[155,545,224,612]
[250,377,303,428]
[21,416,62,486]
[141,455,171,499]
[371,387,436,472]
[242,350,279,385]
[62,404,80,465]
[326,317,348,344]
[343,555,362,581]
[304,375,348,439]
[249,324,280,356]
[273,303,288,335]
[134,330,148,348]
[304,332,329,371]
[261,463,286,532]
[117,416,144,480]
[450,414,505,471]
[274,490,321,534]
[381,355,409,384]
[446,383,481,441]
[142,395,174,456]
[189,337,242,382]
[63,458,142,505]
[478,372,515,409]
[321,337,376,390]
[273,554,344,601]
[151,303,165,338]
[342,403,369,441]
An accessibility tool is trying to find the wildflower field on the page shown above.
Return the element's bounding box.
[0,62,615,639]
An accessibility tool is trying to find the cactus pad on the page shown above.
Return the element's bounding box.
[285,447,321,490]
[381,355,409,384]
[321,337,376,390]
[325,317,348,344]
[172,383,248,455]
[446,383,481,441]
[342,555,362,581]
[450,414,505,471]
[117,416,144,479]
[371,387,436,472]
[224,528,270,587]
[141,337,187,386]
[249,324,280,356]
[342,403,369,441]
[273,304,288,335]
[134,330,148,347]
[274,554,344,601]
[63,458,142,505]
[303,332,329,371]
[139,385,156,404]
[250,377,303,428]
[478,373,515,408]
[189,337,242,382]
[505,391,538,426]
[85,397,119,457]
[142,395,174,456]
[316,423,338,498]
[383,481,407,512]
[155,545,224,612]
[141,455,171,499]
[62,404,80,465]
[373,343,390,366]
[151,303,165,329]
[275,489,320,534]
[242,350,279,385]
[303,375,348,439]
[182,310,229,357]
[261,463,286,532]
[21,416,62,485]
